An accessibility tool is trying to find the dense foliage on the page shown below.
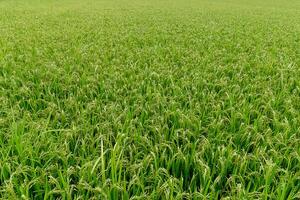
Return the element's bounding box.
[1,0,300,199]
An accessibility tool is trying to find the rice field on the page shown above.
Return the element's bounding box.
[1,0,300,199]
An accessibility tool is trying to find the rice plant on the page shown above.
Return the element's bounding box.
[1,0,300,199]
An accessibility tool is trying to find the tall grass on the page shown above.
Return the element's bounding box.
[1,0,300,199]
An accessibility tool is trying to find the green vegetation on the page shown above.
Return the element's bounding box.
[1,0,300,199]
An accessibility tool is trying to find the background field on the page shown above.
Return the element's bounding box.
[1,0,300,199]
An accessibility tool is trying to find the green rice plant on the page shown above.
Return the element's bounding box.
[1,0,300,199]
